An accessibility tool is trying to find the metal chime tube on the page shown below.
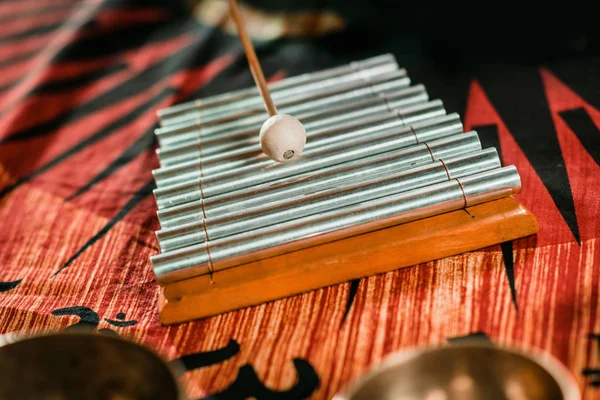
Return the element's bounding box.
[153,99,444,185]
[157,111,400,168]
[158,54,399,126]
[152,113,464,207]
[155,73,415,149]
[156,84,427,166]
[155,148,501,252]
[199,98,443,168]
[156,69,407,142]
[153,113,464,208]
[159,55,400,127]
[157,132,482,228]
[161,69,409,130]
[151,166,522,283]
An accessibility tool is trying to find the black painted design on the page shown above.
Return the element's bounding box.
[0,60,178,145]
[473,124,503,161]
[51,306,138,335]
[0,88,170,201]
[0,279,22,292]
[1,57,176,144]
[0,22,63,45]
[32,62,129,95]
[51,306,100,331]
[169,339,240,376]
[587,333,600,349]
[473,124,518,309]
[51,178,155,277]
[0,49,38,70]
[61,40,248,202]
[447,332,493,346]
[550,58,600,112]
[478,67,580,244]
[583,333,600,388]
[559,107,600,167]
[500,241,518,310]
[51,18,193,63]
[66,125,156,201]
[582,368,600,387]
[200,359,319,400]
[341,279,360,325]
[104,312,138,327]
[0,20,236,144]
[411,70,471,116]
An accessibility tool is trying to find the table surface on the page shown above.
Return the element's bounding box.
[0,1,598,399]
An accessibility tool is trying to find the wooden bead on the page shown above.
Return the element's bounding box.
[259,114,307,163]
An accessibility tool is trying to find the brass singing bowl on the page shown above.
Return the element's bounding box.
[334,344,581,400]
[0,332,184,400]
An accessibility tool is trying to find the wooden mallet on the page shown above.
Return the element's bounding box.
[228,0,306,163]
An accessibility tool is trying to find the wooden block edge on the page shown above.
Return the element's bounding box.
[158,197,538,325]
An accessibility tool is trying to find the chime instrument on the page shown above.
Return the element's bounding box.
[149,51,538,324]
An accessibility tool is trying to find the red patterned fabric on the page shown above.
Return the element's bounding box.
[0,1,599,399]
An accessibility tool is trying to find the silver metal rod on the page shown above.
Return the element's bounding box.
[155,72,411,149]
[156,84,414,151]
[156,100,448,190]
[156,148,500,252]
[153,99,444,186]
[157,54,399,126]
[161,68,408,128]
[151,166,522,283]
[157,132,482,228]
[156,69,406,135]
[157,110,402,168]
[158,55,399,127]
[152,113,464,208]
[156,84,427,167]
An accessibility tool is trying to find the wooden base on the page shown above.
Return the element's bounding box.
[158,197,538,325]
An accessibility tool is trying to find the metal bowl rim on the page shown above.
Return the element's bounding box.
[0,331,186,400]
[333,343,581,400]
